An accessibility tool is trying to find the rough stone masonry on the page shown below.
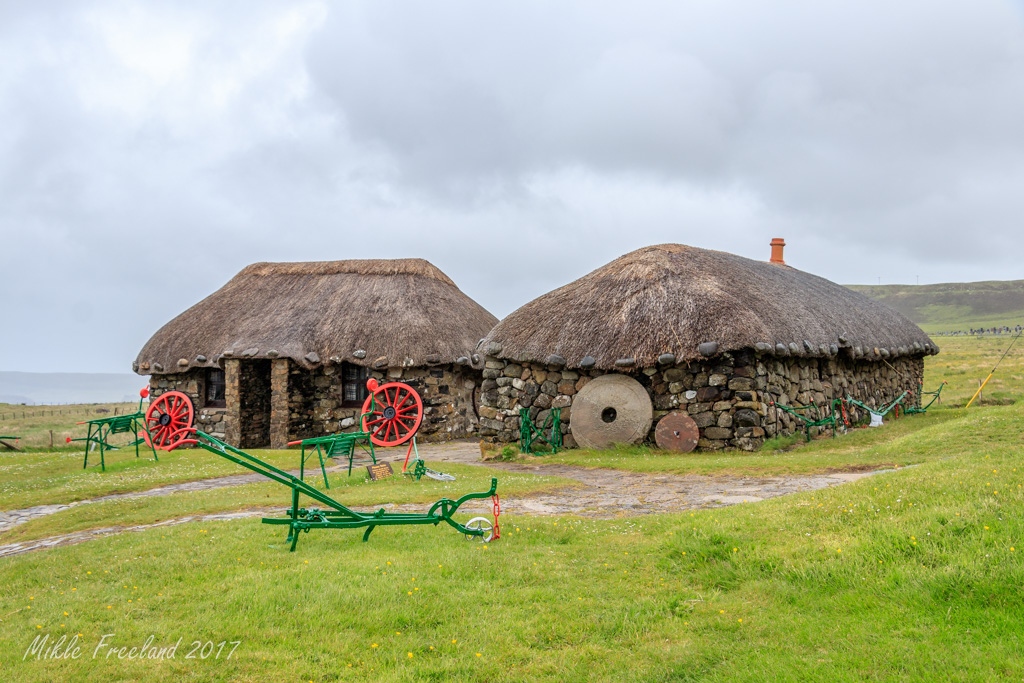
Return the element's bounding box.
[477,349,923,451]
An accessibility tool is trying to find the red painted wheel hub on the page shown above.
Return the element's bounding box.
[361,381,423,447]
[144,391,195,451]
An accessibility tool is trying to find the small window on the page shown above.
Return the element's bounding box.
[206,369,226,408]
[342,363,369,407]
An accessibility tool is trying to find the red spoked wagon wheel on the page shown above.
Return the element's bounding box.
[361,379,423,447]
[144,391,195,451]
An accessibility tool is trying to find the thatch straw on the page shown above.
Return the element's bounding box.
[135,259,497,374]
[481,244,936,370]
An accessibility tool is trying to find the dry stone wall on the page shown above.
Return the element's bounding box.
[287,364,480,443]
[148,369,227,441]
[147,361,482,449]
[478,349,925,451]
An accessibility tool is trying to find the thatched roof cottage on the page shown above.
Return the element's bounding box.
[477,242,936,451]
[135,259,497,448]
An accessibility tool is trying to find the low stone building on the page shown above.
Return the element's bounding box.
[134,259,497,448]
[477,242,937,451]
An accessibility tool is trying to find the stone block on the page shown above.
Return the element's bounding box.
[709,374,728,387]
[503,364,524,378]
[663,368,685,382]
[734,408,760,427]
[704,426,733,440]
[692,411,716,428]
[728,377,755,391]
[696,386,720,402]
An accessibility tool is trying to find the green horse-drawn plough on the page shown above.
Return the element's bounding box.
[162,378,498,550]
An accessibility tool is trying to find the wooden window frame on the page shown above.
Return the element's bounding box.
[341,363,370,408]
[205,368,226,408]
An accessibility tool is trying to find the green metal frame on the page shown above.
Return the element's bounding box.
[401,439,455,481]
[769,399,845,442]
[519,407,562,454]
[291,392,380,487]
[845,391,911,427]
[903,381,947,415]
[294,433,377,488]
[70,396,157,471]
[0,436,20,452]
[189,430,497,551]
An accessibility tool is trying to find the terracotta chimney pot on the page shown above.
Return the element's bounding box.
[770,238,786,264]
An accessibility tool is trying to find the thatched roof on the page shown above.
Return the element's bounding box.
[481,244,936,370]
[135,259,497,374]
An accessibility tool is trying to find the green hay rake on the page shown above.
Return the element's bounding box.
[0,436,20,452]
[68,388,169,471]
[903,381,947,415]
[167,428,499,551]
[768,398,845,442]
[519,407,562,454]
[845,391,911,427]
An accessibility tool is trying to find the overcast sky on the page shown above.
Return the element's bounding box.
[3,1,1024,374]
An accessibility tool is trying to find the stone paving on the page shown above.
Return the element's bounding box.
[0,439,898,557]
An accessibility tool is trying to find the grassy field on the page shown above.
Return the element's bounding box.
[0,401,141,451]
[847,279,1024,333]
[1,335,1023,681]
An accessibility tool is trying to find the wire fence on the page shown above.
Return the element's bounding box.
[0,405,137,421]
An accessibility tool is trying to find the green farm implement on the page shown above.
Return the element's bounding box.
[845,391,911,427]
[768,398,846,442]
[519,407,562,454]
[400,437,455,482]
[0,436,20,452]
[68,388,196,470]
[170,428,499,551]
[291,378,434,487]
[903,381,947,415]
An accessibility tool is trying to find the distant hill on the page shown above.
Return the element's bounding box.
[0,371,146,405]
[846,280,1024,333]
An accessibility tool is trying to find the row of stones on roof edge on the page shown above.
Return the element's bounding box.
[474,337,938,372]
[134,348,485,374]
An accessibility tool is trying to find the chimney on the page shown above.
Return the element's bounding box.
[769,237,786,265]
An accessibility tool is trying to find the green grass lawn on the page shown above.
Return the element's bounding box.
[2,402,1022,681]
[2,335,1024,680]
[0,464,576,547]
[0,446,319,510]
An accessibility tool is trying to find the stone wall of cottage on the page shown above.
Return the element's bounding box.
[477,350,925,451]
[286,363,480,443]
[148,369,228,442]
[149,360,482,449]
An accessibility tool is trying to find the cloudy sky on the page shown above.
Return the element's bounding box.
[3,1,1024,374]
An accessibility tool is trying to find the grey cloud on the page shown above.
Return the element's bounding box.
[2,0,1024,373]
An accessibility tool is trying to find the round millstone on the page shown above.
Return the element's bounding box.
[654,412,699,453]
[570,374,653,450]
